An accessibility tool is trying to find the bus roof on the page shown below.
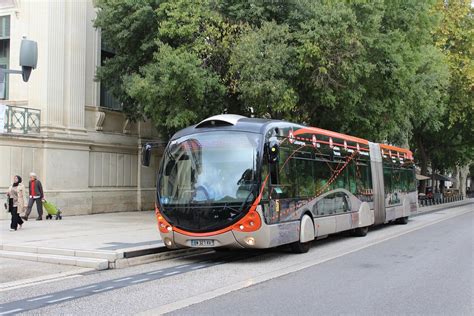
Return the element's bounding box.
[171,115,413,159]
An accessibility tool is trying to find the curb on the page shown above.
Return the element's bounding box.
[113,248,210,269]
[0,245,203,271]
[413,199,473,217]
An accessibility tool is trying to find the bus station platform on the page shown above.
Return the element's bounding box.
[0,211,170,271]
[0,199,472,274]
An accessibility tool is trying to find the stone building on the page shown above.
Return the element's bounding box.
[0,0,160,219]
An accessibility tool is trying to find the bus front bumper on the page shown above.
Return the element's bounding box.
[160,220,300,250]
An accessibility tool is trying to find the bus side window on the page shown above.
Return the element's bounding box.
[383,165,392,195]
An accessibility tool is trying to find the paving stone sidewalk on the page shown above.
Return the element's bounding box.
[0,211,163,270]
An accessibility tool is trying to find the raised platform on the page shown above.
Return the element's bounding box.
[0,211,164,270]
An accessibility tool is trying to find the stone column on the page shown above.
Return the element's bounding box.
[44,0,66,129]
[63,0,86,131]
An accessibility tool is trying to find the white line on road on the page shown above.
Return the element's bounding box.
[164,271,180,276]
[191,265,206,270]
[131,278,150,284]
[113,277,133,282]
[176,264,189,269]
[92,286,114,293]
[27,295,54,302]
[74,285,97,291]
[47,296,74,304]
[0,308,23,315]
[146,270,163,275]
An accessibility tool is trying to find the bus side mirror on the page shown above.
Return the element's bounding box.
[267,140,279,163]
[142,144,152,167]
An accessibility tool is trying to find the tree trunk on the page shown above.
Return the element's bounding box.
[454,166,461,190]
[459,164,469,198]
[416,136,429,193]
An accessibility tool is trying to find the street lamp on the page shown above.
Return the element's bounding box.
[0,36,38,83]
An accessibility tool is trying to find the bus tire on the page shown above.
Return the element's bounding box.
[290,240,311,253]
[351,226,369,237]
[396,216,409,225]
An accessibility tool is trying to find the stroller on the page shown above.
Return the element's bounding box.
[43,200,62,220]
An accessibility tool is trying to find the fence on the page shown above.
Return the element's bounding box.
[3,105,41,134]
[418,194,464,207]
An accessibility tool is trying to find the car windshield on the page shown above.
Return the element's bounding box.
[158,131,261,206]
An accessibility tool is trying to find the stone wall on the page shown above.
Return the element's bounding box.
[0,1,162,219]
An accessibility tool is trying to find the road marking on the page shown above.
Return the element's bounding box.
[138,207,473,315]
[0,309,23,315]
[176,264,189,269]
[27,295,54,302]
[0,308,23,315]
[92,286,114,293]
[146,270,163,275]
[74,285,97,291]
[164,271,179,276]
[131,278,150,284]
[191,265,206,270]
[0,274,84,292]
[113,277,132,282]
[47,296,74,304]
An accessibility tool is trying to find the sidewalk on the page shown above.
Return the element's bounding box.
[0,211,164,271]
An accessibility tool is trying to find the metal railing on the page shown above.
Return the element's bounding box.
[3,105,41,134]
[418,194,463,207]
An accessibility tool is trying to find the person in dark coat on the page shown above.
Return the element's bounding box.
[7,175,25,231]
[24,172,44,221]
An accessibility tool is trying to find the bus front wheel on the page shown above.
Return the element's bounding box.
[290,240,311,253]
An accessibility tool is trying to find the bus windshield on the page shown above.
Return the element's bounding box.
[157,131,261,232]
[159,131,260,205]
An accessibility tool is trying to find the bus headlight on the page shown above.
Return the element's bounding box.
[164,238,173,246]
[244,237,256,246]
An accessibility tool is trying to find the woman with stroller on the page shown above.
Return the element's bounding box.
[6,175,26,231]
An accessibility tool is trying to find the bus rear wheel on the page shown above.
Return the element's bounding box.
[290,240,311,253]
[351,226,369,237]
[396,216,409,225]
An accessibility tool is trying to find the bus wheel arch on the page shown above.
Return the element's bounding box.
[290,213,314,253]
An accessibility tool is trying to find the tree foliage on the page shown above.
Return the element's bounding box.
[95,0,472,172]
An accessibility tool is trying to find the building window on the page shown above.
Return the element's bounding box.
[0,15,10,100]
[99,40,121,110]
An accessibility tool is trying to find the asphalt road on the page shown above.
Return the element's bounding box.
[174,211,474,315]
[0,203,471,315]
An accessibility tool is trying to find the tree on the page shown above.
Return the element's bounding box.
[95,0,232,136]
[95,0,462,153]
[428,0,473,176]
[229,21,298,118]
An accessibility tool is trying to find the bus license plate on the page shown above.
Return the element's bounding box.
[190,239,215,247]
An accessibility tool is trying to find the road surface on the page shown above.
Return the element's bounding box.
[0,203,472,315]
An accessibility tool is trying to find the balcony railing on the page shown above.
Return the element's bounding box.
[3,105,41,134]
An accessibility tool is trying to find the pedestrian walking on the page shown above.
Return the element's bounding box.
[6,175,25,231]
[24,172,44,221]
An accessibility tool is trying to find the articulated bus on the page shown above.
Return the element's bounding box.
[143,114,417,253]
